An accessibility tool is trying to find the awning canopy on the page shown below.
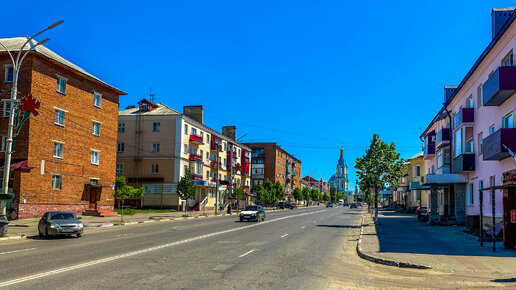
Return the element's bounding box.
[0,160,33,170]
[410,181,430,190]
[422,174,467,185]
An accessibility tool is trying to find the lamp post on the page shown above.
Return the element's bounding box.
[0,21,63,235]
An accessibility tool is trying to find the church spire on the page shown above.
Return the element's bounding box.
[337,146,346,167]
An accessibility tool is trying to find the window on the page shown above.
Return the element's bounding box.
[117,143,124,153]
[3,101,10,118]
[116,163,124,174]
[184,165,188,174]
[454,128,462,157]
[466,183,473,205]
[206,152,209,159]
[91,150,99,165]
[238,148,241,157]
[4,65,13,82]
[415,165,421,177]
[151,143,160,152]
[93,92,102,107]
[184,124,188,135]
[477,85,483,108]
[478,133,483,155]
[90,178,99,186]
[191,128,197,136]
[53,142,63,158]
[118,123,125,133]
[200,131,204,140]
[92,121,100,136]
[152,122,160,132]
[502,112,514,128]
[465,138,473,153]
[56,75,67,94]
[151,164,159,174]
[207,134,210,143]
[478,180,483,203]
[490,176,496,188]
[206,171,210,179]
[184,144,188,154]
[52,174,62,190]
[502,51,513,66]
[465,95,473,108]
[200,150,204,160]
[54,109,65,126]
[489,124,495,135]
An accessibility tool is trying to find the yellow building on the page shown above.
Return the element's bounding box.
[406,152,429,211]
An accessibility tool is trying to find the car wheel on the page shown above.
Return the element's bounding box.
[76,233,82,238]
[240,218,243,222]
[38,229,43,238]
[261,216,265,221]
[45,228,51,239]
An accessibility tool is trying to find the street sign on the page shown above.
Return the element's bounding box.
[511,210,516,223]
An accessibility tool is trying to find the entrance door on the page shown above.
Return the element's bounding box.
[503,188,516,249]
[89,186,97,210]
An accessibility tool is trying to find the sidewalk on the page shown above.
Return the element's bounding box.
[2,205,319,240]
[357,210,516,275]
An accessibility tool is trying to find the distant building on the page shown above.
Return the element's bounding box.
[328,148,349,193]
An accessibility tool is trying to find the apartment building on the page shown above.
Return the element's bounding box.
[244,143,301,200]
[421,8,516,249]
[117,100,252,210]
[404,152,429,212]
[0,37,125,219]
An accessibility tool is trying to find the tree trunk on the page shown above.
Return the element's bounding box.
[121,199,124,223]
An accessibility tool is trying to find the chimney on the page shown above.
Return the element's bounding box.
[492,8,516,38]
[444,86,457,102]
[222,126,236,140]
[183,106,203,124]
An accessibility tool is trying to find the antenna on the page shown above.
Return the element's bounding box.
[149,87,157,103]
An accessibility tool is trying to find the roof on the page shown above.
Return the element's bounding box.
[337,148,346,167]
[493,7,516,12]
[407,151,424,160]
[243,142,302,163]
[118,103,180,116]
[0,37,125,95]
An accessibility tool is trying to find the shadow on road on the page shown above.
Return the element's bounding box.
[491,278,516,283]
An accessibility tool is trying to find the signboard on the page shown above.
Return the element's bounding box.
[511,210,516,223]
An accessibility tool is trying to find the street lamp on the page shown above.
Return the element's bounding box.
[0,20,63,234]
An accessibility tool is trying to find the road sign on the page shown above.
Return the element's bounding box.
[511,210,516,223]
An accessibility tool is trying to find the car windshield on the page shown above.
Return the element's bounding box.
[50,212,77,220]
[244,206,258,211]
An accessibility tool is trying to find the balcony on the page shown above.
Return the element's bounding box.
[189,154,203,162]
[483,128,516,160]
[192,173,203,180]
[436,128,450,148]
[452,153,475,173]
[453,108,474,129]
[210,161,218,168]
[482,66,516,106]
[189,135,204,145]
[253,174,265,179]
[423,131,436,159]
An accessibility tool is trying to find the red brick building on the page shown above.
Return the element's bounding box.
[0,37,125,219]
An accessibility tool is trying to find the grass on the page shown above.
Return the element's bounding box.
[115,208,177,216]
[182,214,191,218]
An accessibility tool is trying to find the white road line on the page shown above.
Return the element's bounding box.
[0,209,326,287]
[238,249,256,257]
[301,226,305,229]
[280,234,288,238]
[0,248,36,256]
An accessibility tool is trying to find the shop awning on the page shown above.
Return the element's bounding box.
[409,181,430,190]
[422,174,467,185]
[0,160,33,170]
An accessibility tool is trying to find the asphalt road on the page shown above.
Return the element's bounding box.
[0,206,507,289]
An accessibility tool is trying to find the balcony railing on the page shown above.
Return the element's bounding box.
[483,128,516,160]
[423,131,436,159]
[189,154,203,162]
[436,128,450,148]
[483,66,516,106]
[453,108,474,129]
[189,135,204,144]
[210,161,218,168]
[452,153,475,173]
[192,173,203,180]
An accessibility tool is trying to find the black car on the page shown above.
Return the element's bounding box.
[326,202,333,208]
[416,206,428,221]
[350,203,358,208]
[240,205,266,222]
[38,211,84,238]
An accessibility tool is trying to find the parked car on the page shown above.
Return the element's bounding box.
[38,211,83,238]
[343,201,349,207]
[350,203,358,208]
[285,202,296,209]
[326,202,334,208]
[277,202,293,209]
[416,206,428,221]
[240,205,266,222]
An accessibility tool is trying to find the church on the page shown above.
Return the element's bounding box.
[328,148,349,193]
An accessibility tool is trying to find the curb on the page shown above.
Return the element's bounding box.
[356,213,431,270]
[0,235,26,241]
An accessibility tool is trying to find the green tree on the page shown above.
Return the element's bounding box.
[176,169,197,215]
[292,188,302,204]
[263,180,278,206]
[335,191,344,202]
[231,180,247,210]
[330,187,337,202]
[322,194,330,202]
[302,187,310,206]
[310,188,320,202]
[355,134,405,223]
[255,184,268,205]
[114,176,144,222]
[273,181,285,201]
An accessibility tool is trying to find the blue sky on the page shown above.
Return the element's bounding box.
[4,0,515,187]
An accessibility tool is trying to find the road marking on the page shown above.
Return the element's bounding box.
[115,233,133,237]
[0,209,326,287]
[0,248,36,256]
[238,249,257,257]
[301,226,305,229]
[280,234,288,238]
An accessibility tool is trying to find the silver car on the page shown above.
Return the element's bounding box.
[38,211,84,238]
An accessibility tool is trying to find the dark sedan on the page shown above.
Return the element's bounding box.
[38,211,84,238]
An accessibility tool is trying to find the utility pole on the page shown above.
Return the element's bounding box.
[215,137,220,214]
[0,20,63,237]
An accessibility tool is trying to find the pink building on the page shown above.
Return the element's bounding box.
[421,8,516,249]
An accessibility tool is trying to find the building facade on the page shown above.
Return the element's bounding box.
[0,37,125,219]
[244,143,301,200]
[117,100,251,210]
[420,8,516,248]
[328,148,349,193]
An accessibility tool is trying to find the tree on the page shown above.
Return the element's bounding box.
[176,169,197,215]
[231,180,246,210]
[255,184,268,205]
[355,134,405,223]
[310,188,320,202]
[273,181,285,201]
[263,180,278,206]
[114,176,143,222]
[292,188,302,204]
[335,191,344,202]
[330,187,337,202]
[322,194,330,202]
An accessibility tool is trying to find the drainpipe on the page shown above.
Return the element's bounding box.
[443,104,453,172]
